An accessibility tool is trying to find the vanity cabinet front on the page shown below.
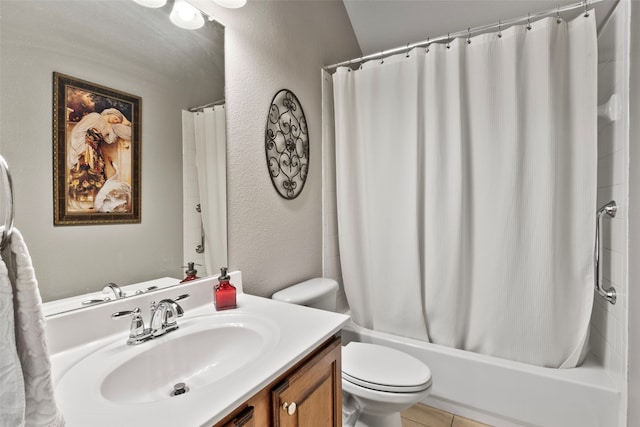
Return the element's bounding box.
[215,336,342,427]
[271,336,341,426]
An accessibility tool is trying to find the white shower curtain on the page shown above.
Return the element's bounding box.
[182,107,227,276]
[332,14,597,368]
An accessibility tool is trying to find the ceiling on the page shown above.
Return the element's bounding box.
[342,0,619,57]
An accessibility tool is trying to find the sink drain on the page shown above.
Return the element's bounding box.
[170,382,189,397]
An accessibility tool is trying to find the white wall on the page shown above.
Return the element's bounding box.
[199,0,361,297]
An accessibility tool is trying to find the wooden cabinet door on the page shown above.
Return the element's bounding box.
[271,337,342,427]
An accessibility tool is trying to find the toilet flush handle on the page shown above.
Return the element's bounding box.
[282,401,297,415]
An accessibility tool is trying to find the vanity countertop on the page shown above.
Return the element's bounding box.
[46,273,350,427]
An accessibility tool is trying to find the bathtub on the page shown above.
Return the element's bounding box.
[341,320,620,427]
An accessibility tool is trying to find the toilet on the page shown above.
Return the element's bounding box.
[272,278,433,427]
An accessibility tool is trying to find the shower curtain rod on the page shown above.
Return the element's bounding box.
[323,0,602,71]
[188,98,225,112]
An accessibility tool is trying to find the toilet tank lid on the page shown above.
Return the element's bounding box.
[271,278,339,304]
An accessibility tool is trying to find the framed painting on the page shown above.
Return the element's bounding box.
[53,72,141,225]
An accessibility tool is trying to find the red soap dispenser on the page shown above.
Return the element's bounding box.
[180,262,199,283]
[214,267,237,310]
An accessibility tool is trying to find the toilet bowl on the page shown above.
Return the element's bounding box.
[272,278,433,427]
[341,342,432,427]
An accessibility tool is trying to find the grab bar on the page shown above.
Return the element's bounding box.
[195,203,204,254]
[0,155,14,250]
[594,201,617,304]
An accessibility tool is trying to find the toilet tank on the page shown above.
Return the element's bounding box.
[271,278,339,311]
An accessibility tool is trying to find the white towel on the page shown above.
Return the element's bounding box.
[0,229,64,427]
[0,233,24,425]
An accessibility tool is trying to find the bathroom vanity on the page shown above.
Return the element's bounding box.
[216,336,341,426]
[44,272,349,426]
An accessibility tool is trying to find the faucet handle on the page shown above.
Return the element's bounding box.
[112,307,150,345]
[170,294,189,318]
[173,294,189,317]
[174,293,189,302]
[150,294,189,312]
[162,294,190,316]
[111,307,139,319]
[134,285,158,295]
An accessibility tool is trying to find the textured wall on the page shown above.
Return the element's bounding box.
[203,0,361,297]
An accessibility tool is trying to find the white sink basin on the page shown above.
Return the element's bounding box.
[56,312,280,406]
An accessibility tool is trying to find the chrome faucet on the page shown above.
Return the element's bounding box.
[103,282,125,299]
[150,298,185,337]
[112,294,189,345]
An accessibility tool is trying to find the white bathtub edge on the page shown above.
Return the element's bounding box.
[341,320,621,427]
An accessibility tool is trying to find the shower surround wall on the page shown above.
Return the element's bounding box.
[627,2,640,425]
[591,1,629,424]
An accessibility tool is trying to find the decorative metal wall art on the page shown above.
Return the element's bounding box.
[265,89,309,199]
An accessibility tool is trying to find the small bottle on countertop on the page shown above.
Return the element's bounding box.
[214,267,237,310]
[180,262,199,283]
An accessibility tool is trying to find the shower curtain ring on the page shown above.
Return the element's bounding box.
[583,0,589,17]
[467,28,472,45]
[380,51,384,64]
[446,33,451,49]
[406,44,411,58]
[498,20,502,38]
[426,38,430,53]
[526,13,532,30]
[556,5,562,23]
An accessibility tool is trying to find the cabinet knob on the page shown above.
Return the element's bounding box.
[282,401,297,415]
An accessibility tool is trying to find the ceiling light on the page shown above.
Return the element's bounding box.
[212,0,246,8]
[132,0,167,7]
[170,0,205,30]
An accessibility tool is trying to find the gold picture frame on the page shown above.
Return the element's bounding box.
[53,72,141,225]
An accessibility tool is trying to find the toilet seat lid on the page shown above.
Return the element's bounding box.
[342,342,432,393]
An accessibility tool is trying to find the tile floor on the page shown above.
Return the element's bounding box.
[401,404,492,427]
